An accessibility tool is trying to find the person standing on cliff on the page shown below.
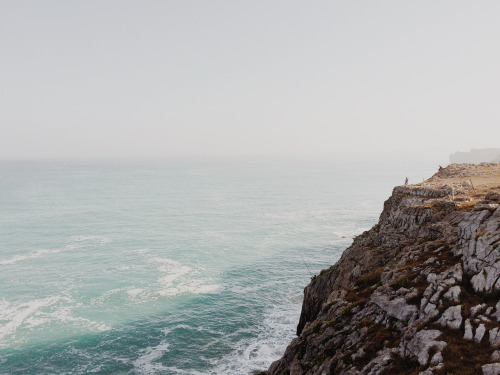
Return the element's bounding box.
[405,177,408,185]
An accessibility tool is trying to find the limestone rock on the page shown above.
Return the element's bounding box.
[443,286,461,302]
[430,351,443,366]
[464,319,474,341]
[472,304,487,317]
[437,305,462,330]
[490,327,500,348]
[403,330,447,366]
[483,363,500,375]
[475,324,487,343]
[370,289,418,322]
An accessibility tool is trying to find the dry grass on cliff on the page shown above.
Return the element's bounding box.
[436,327,493,375]
[427,163,500,204]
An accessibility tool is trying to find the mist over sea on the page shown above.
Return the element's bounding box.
[0,158,436,374]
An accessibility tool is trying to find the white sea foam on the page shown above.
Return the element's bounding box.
[89,288,125,306]
[149,257,220,297]
[162,324,224,337]
[0,296,60,342]
[133,341,170,375]
[0,236,111,266]
[127,288,145,299]
[88,256,220,311]
[0,244,80,265]
[125,287,155,304]
[210,295,302,374]
[0,295,109,348]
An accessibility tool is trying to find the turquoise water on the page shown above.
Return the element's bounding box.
[0,159,435,374]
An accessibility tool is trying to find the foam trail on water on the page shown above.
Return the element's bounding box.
[0,296,60,342]
[0,236,110,266]
[0,245,80,265]
[0,296,110,348]
[133,341,170,375]
[150,257,220,297]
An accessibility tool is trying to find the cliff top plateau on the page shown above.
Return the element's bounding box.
[262,163,500,375]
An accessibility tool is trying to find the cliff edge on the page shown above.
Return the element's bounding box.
[264,163,500,375]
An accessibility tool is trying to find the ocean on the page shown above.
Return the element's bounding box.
[0,158,436,374]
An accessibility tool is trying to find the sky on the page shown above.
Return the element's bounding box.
[1,1,499,161]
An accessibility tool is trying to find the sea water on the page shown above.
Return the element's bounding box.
[0,158,436,374]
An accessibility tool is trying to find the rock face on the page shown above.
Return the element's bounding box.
[263,163,500,375]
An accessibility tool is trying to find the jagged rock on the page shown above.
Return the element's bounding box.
[403,330,447,366]
[351,348,365,362]
[420,302,439,321]
[404,287,419,302]
[474,202,500,212]
[472,304,487,317]
[430,351,443,366]
[360,348,393,375]
[494,301,500,322]
[290,363,302,375]
[486,191,500,202]
[479,315,492,323]
[471,263,500,293]
[424,257,437,265]
[443,285,461,302]
[490,327,500,348]
[475,324,487,343]
[491,350,500,361]
[464,319,474,340]
[429,286,444,304]
[437,305,462,330]
[370,288,418,322]
[483,363,500,375]
[420,363,445,375]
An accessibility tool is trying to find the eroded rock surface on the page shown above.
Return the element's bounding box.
[263,163,500,375]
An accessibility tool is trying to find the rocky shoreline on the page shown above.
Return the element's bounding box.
[262,163,500,375]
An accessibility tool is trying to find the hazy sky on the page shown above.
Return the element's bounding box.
[1,1,499,160]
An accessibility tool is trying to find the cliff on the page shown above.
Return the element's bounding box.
[450,149,500,164]
[263,163,500,375]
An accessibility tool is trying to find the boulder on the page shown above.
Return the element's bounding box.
[404,330,447,366]
[437,305,462,330]
[483,363,500,375]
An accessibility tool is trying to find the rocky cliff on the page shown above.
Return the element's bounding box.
[263,163,500,375]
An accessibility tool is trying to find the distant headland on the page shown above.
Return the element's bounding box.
[450,148,500,164]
